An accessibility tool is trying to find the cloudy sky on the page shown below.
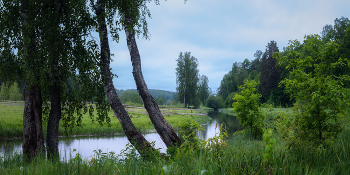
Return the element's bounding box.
[108,0,350,93]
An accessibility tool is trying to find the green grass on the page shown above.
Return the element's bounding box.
[0,104,211,139]
[2,105,349,174]
[1,124,349,174]
[0,104,24,138]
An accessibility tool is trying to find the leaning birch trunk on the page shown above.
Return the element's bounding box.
[123,16,182,148]
[95,0,154,155]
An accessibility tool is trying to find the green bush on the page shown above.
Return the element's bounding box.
[176,117,204,151]
[205,95,223,111]
[233,79,264,139]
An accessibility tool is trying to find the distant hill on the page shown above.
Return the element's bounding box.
[116,89,178,103]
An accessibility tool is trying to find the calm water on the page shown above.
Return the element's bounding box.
[0,111,241,160]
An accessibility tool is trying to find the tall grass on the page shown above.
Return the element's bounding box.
[1,125,349,174]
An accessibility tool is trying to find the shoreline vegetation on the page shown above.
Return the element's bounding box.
[1,106,349,174]
[0,102,212,140]
[1,104,350,174]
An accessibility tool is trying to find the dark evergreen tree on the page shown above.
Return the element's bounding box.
[260,41,280,102]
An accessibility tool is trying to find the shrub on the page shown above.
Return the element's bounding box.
[232,79,264,139]
[205,96,223,111]
[176,117,204,151]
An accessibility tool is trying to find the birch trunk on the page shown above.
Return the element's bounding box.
[96,0,154,155]
[123,16,182,148]
[46,78,61,159]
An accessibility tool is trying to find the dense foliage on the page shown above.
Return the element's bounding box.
[233,79,264,139]
[205,95,223,111]
[276,35,350,147]
[218,17,350,108]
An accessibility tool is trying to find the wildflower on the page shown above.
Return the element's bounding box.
[20,167,23,170]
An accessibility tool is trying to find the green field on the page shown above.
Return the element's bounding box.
[0,103,211,139]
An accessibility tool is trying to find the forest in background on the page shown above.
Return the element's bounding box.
[215,16,350,108]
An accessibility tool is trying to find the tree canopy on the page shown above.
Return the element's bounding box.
[176,52,200,108]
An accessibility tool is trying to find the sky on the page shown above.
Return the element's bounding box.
[107,0,350,93]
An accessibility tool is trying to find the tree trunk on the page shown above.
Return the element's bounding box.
[22,82,45,159]
[46,1,63,159]
[46,78,61,159]
[21,0,45,160]
[95,0,154,155]
[123,16,182,148]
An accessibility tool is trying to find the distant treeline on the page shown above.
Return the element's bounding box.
[116,89,179,106]
[0,80,24,101]
[216,16,350,108]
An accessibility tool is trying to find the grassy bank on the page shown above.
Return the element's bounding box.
[0,104,211,139]
[1,124,349,174]
[1,105,350,174]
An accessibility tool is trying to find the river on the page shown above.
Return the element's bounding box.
[0,111,241,160]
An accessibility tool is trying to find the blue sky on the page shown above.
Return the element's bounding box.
[107,0,350,93]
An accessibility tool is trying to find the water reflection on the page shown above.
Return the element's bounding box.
[0,139,22,157]
[0,111,241,160]
[58,133,166,160]
[198,111,242,140]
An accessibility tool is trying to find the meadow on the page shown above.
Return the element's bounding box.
[0,103,211,139]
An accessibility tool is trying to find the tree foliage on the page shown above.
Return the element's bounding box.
[0,82,10,101]
[0,0,112,159]
[233,79,264,139]
[9,81,22,101]
[218,61,249,106]
[176,52,200,108]
[205,95,223,111]
[276,35,350,147]
[260,41,280,102]
[198,75,210,105]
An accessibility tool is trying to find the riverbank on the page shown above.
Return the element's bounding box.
[1,124,349,174]
[0,104,212,139]
[1,107,350,174]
